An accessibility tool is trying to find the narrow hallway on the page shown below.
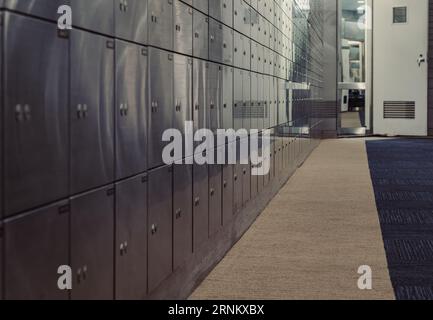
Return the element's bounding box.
[191,139,395,300]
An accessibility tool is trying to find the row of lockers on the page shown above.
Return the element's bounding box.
[0,133,314,300]
[0,11,298,218]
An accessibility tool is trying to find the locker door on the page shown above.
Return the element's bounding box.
[115,175,148,300]
[71,30,114,194]
[242,36,251,70]
[173,164,193,270]
[222,164,234,225]
[4,14,68,216]
[278,79,287,125]
[233,164,242,214]
[207,63,222,135]
[115,41,147,180]
[233,31,243,68]
[251,41,258,72]
[233,69,243,130]
[71,0,114,36]
[242,163,251,206]
[209,19,224,63]
[209,0,233,28]
[148,166,173,293]
[2,0,68,21]
[263,76,271,129]
[71,186,114,300]
[193,0,209,14]
[193,9,209,60]
[115,0,148,44]
[148,48,174,169]
[222,25,234,65]
[174,54,193,159]
[193,59,208,132]
[257,144,264,194]
[257,43,264,74]
[242,2,251,37]
[257,74,264,131]
[209,164,222,236]
[174,0,193,56]
[148,0,173,51]
[250,9,259,42]
[251,72,259,130]
[193,163,209,250]
[4,201,69,300]
[233,0,244,33]
[242,71,251,130]
[222,66,234,130]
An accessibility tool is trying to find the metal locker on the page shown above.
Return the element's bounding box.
[193,163,209,251]
[251,163,258,199]
[222,24,234,65]
[193,9,209,60]
[71,186,114,300]
[115,0,148,44]
[193,0,208,14]
[242,36,250,70]
[257,144,264,194]
[233,164,242,214]
[250,72,258,130]
[209,18,224,63]
[174,54,193,159]
[267,48,274,75]
[257,43,264,74]
[278,79,287,125]
[174,0,193,56]
[148,0,173,51]
[148,166,173,293]
[242,3,251,37]
[273,77,279,127]
[148,48,174,169]
[222,66,234,130]
[257,74,265,131]
[71,0,114,36]
[209,164,222,236]
[233,0,244,34]
[115,174,148,300]
[251,40,258,73]
[115,41,147,180]
[207,63,222,135]
[222,164,234,225]
[233,69,243,130]
[173,164,193,270]
[193,59,208,133]
[269,79,275,127]
[263,75,271,130]
[4,14,68,216]
[209,0,233,28]
[2,0,68,21]
[242,71,251,131]
[4,201,69,300]
[250,9,259,42]
[71,30,114,194]
[242,162,251,206]
[233,31,243,68]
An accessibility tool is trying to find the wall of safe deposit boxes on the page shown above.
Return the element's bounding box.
[0,0,325,299]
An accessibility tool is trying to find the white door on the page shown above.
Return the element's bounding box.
[373,0,428,136]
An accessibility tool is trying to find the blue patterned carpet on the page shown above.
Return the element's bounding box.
[366,139,433,300]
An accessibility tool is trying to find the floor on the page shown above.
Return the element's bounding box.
[191,138,395,300]
[341,111,363,128]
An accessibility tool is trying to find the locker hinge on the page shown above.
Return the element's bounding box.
[107,188,115,196]
[58,205,70,215]
[58,29,69,39]
[141,174,148,183]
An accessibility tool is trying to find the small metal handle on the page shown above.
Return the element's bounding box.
[175,209,182,219]
[194,197,200,206]
[418,54,426,67]
[151,224,158,235]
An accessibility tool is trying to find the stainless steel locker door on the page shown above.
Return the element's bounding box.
[148,165,173,293]
[278,78,287,125]
[71,30,114,194]
[222,25,234,65]
[250,72,258,130]
[148,48,174,169]
[2,0,68,21]
[233,69,243,130]
[233,31,243,68]
[251,40,258,73]
[209,0,233,28]
[250,9,259,42]
[209,164,222,237]
[71,0,114,36]
[71,186,114,300]
[174,54,193,157]
[173,164,193,270]
[193,59,208,132]
[242,163,251,206]
[174,0,193,56]
[148,0,173,51]
[263,75,271,129]
[193,9,209,60]
[242,36,250,70]
[233,0,243,33]
[116,41,147,180]
[209,19,224,63]
[115,175,148,300]
[4,201,69,300]
[193,0,208,14]
[257,74,264,131]
[242,71,251,130]
[222,66,234,130]
[4,14,68,216]
[207,63,222,135]
[233,163,242,214]
[257,43,264,74]
[222,164,234,225]
[193,163,209,251]
[115,0,148,44]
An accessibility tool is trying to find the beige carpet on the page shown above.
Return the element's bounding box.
[190,139,395,300]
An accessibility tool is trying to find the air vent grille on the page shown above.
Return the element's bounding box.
[384,101,415,119]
